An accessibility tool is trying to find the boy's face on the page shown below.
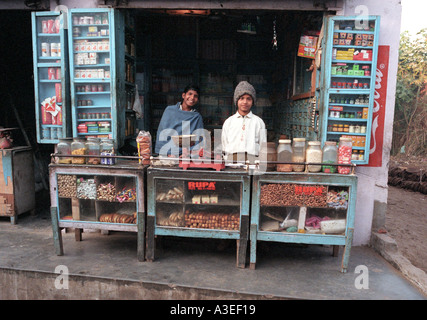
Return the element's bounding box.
[237,94,253,116]
[181,89,199,109]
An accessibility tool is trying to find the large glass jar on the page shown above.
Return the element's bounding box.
[292,138,306,172]
[71,138,87,164]
[86,137,100,165]
[338,137,352,174]
[322,141,338,173]
[100,139,115,165]
[56,138,72,164]
[306,141,322,172]
[277,139,293,172]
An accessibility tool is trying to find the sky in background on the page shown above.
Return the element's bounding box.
[400,0,427,35]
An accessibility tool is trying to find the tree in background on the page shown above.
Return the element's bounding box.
[393,29,426,156]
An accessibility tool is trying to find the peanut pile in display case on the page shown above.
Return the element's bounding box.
[185,211,240,230]
[260,183,327,207]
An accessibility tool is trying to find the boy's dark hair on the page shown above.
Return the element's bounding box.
[183,84,200,95]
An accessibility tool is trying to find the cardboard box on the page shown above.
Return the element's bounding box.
[297,35,318,59]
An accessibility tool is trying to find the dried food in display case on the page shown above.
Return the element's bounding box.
[50,163,146,261]
[250,172,357,272]
[146,167,250,268]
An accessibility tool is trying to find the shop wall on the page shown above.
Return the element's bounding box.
[342,0,401,245]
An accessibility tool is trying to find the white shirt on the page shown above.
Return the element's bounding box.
[221,111,267,156]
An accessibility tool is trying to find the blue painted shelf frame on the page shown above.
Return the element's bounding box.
[250,172,357,273]
[146,167,251,268]
[319,16,381,164]
[31,11,71,144]
[68,8,127,148]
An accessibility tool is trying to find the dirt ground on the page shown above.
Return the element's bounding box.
[385,155,427,274]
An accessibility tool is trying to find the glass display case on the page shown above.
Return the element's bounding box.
[250,172,357,272]
[320,16,380,164]
[146,167,251,268]
[49,162,146,261]
[31,11,71,143]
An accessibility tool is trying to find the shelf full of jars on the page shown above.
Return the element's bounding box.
[31,11,71,144]
[146,167,251,268]
[320,15,380,165]
[68,8,128,148]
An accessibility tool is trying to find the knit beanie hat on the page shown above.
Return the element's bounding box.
[233,81,256,106]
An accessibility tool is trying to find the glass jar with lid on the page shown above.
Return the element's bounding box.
[86,137,100,165]
[338,137,352,174]
[292,138,306,172]
[56,138,72,164]
[277,139,293,172]
[306,141,322,172]
[71,138,87,164]
[100,139,115,165]
[343,124,349,132]
[322,141,338,173]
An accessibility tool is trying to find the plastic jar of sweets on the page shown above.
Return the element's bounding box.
[71,138,87,164]
[57,138,72,164]
[338,137,352,174]
[292,138,306,172]
[86,137,100,165]
[322,141,338,173]
[277,139,293,172]
[306,141,322,172]
[100,139,115,165]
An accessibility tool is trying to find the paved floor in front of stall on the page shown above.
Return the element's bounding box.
[0,211,425,300]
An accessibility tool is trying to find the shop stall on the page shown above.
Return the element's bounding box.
[146,166,250,268]
[49,158,146,261]
[34,6,382,270]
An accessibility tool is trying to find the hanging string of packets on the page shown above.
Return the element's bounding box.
[272,17,278,50]
[116,187,136,203]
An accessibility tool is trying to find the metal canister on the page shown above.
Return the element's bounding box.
[51,43,59,57]
[41,42,50,56]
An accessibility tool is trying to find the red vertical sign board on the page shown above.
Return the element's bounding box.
[363,45,390,167]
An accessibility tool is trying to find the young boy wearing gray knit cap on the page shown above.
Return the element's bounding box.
[221,81,267,163]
